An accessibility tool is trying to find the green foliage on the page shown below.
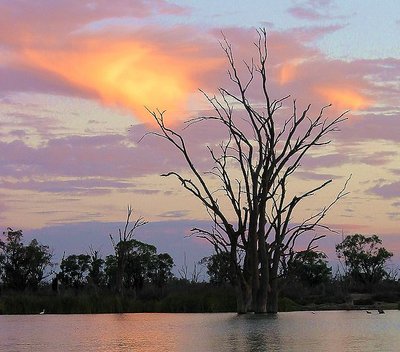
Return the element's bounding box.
[105,239,174,292]
[151,253,174,289]
[201,252,233,285]
[60,254,91,288]
[87,250,105,287]
[0,228,52,290]
[336,234,393,285]
[288,250,332,287]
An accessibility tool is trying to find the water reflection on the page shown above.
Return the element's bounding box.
[1,311,400,351]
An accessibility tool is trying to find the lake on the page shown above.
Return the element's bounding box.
[1,311,399,351]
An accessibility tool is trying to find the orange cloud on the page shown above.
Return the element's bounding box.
[316,86,372,110]
[278,62,298,84]
[23,38,222,125]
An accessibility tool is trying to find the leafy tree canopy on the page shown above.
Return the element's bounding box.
[0,228,52,290]
[288,250,332,287]
[336,234,393,284]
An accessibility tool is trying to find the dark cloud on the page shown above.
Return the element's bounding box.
[295,171,341,181]
[368,181,400,199]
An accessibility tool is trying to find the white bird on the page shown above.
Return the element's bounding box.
[39,309,45,315]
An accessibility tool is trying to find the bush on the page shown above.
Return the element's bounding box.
[278,297,301,312]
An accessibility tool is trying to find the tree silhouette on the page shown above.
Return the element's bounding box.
[147,29,348,313]
[59,253,91,289]
[336,234,393,286]
[0,228,52,290]
[287,250,331,287]
[109,206,147,295]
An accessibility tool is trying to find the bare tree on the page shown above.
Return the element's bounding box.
[109,206,147,295]
[178,253,203,283]
[147,28,348,313]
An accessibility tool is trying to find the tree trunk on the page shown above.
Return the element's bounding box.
[230,243,252,314]
[248,217,259,312]
[235,281,252,314]
[267,277,278,314]
[254,236,269,313]
[116,256,125,296]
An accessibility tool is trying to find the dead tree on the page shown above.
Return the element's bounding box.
[147,28,348,313]
[109,206,147,295]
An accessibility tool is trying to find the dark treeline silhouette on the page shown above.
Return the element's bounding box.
[2,220,398,315]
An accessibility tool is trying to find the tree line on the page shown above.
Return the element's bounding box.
[0,219,173,297]
[1,218,396,312]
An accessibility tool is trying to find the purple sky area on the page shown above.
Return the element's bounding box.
[1,0,399,274]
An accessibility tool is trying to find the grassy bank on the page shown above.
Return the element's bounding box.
[0,286,238,315]
[1,286,399,315]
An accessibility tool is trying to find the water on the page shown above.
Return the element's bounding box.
[1,311,399,351]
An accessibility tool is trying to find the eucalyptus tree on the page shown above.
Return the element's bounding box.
[147,29,348,313]
[0,228,52,291]
[336,234,393,285]
[109,206,147,295]
[59,254,91,289]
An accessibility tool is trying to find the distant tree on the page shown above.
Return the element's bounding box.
[177,253,203,283]
[151,253,174,289]
[201,252,233,285]
[105,236,173,294]
[109,206,147,295]
[59,254,91,289]
[336,234,393,285]
[104,254,118,288]
[87,248,105,288]
[0,228,52,290]
[287,250,331,287]
[124,239,157,292]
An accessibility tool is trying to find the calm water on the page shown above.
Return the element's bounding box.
[1,311,399,351]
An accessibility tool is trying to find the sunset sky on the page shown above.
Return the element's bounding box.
[1,0,399,273]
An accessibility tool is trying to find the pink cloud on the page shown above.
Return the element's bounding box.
[287,0,338,22]
[1,0,394,128]
[0,0,187,45]
[0,3,398,219]
[0,194,7,220]
[0,133,179,178]
[337,114,400,143]
[0,118,230,184]
[288,6,326,21]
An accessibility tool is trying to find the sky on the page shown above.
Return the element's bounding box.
[0,0,399,274]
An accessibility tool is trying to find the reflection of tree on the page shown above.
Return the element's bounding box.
[147,29,348,313]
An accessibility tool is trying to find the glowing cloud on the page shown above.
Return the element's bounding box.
[23,38,222,124]
[316,86,372,110]
[278,62,298,84]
